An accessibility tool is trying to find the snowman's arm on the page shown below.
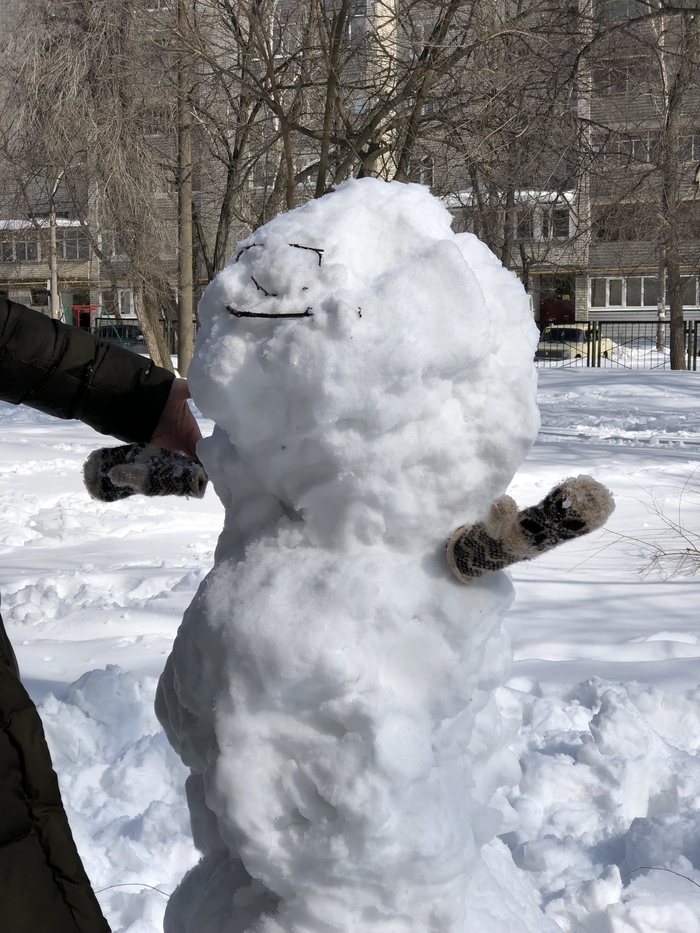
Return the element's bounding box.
[446,475,614,583]
[83,443,208,501]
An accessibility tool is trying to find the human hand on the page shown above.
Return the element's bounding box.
[150,378,202,460]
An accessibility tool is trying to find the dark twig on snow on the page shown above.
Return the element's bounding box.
[250,275,277,297]
[289,243,324,265]
[234,243,263,262]
[623,866,700,891]
[95,882,170,898]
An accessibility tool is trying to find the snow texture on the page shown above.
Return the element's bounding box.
[155,178,547,932]
[6,366,700,932]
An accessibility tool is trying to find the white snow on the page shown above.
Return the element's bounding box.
[157,178,546,932]
[2,184,700,931]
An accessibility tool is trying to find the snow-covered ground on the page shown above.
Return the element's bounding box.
[3,366,700,931]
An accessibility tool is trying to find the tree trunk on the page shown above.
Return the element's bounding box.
[134,283,173,371]
[177,0,195,376]
[660,10,700,369]
[667,247,687,369]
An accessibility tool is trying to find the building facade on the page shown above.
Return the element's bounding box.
[0,0,698,331]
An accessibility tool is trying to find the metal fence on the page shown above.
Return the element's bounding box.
[535,320,700,371]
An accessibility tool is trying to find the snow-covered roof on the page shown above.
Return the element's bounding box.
[0,218,83,231]
[443,189,576,208]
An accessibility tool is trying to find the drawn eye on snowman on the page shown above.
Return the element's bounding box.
[226,242,324,319]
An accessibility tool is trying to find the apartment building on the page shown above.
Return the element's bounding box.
[515,0,700,324]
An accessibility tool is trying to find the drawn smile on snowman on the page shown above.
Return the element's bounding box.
[226,306,315,319]
[225,241,325,319]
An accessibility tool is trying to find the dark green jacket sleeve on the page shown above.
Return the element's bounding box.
[0,297,174,444]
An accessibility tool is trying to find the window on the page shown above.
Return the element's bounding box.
[608,278,623,305]
[592,131,661,169]
[643,277,659,306]
[591,278,607,307]
[626,276,642,305]
[569,83,579,113]
[0,231,42,263]
[57,229,90,261]
[140,105,176,136]
[516,209,534,241]
[348,0,366,41]
[101,233,124,258]
[629,133,661,165]
[679,135,700,162]
[543,205,570,240]
[593,205,654,241]
[631,137,648,162]
[0,234,13,262]
[682,276,698,306]
[595,132,612,163]
[593,57,655,96]
[15,235,38,262]
[30,288,49,306]
[590,275,669,309]
[596,0,646,21]
[118,289,134,316]
[552,207,570,239]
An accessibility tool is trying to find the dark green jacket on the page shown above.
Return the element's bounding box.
[0,297,174,933]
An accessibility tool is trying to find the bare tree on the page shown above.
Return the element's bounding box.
[6,0,700,374]
[424,1,584,265]
[1,0,177,369]
[165,0,582,281]
[178,0,196,375]
[655,4,700,369]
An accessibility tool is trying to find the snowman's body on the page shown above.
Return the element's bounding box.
[156,179,552,933]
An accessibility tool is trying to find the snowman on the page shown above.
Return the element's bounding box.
[155,178,613,933]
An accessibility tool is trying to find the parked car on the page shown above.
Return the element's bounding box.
[535,324,614,362]
[95,322,147,352]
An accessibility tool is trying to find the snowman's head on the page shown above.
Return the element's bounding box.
[190,178,539,549]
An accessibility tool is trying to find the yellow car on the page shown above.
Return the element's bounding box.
[535,324,614,362]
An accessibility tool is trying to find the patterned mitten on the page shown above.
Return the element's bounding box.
[83,443,208,502]
[446,475,614,583]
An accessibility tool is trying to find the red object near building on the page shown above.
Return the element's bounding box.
[69,305,100,329]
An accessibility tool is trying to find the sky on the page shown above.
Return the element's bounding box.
[3,365,700,932]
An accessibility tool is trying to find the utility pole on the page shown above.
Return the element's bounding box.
[48,171,64,320]
[177,0,194,375]
[657,255,667,352]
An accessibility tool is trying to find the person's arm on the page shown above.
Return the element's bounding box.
[0,297,198,452]
[150,377,201,459]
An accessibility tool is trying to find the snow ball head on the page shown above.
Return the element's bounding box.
[189,177,540,551]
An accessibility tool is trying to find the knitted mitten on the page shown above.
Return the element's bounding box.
[83,443,208,502]
[446,475,614,583]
